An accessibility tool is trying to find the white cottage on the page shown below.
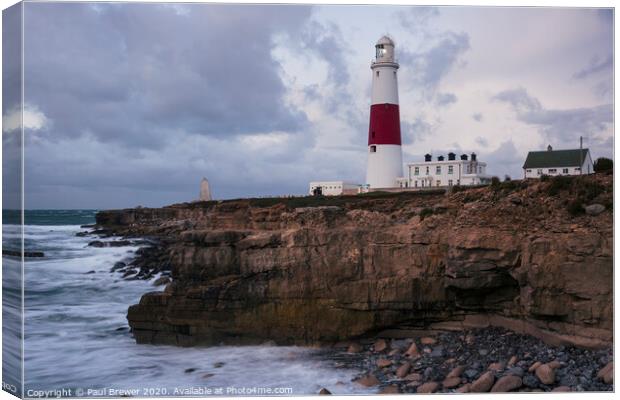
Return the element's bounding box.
[403,152,491,189]
[523,146,594,179]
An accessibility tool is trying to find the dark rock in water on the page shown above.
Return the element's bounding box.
[88,240,131,248]
[88,241,106,248]
[85,270,96,274]
[318,388,332,395]
[184,368,196,374]
[76,231,90,237]
[111,262,126,272]
[115,327,129,331]
[3,249,45,258]
[153,277,171,287]
[213,362,225,368]
[122,269,137,278]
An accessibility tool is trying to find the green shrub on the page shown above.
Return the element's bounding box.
[540,174,550,182]
[594,157,613,172]
[578,180,605,201]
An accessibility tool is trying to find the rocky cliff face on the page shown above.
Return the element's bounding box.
[97,174,613,349]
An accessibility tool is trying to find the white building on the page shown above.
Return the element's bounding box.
[308,181,360,196]
[403,152,491,189]
[523,146,594,179]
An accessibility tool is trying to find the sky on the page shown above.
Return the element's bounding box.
[2,2,614,209]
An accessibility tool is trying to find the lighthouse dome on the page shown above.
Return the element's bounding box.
[376,35,394,46]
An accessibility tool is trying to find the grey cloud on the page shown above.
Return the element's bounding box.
[472,113,483,122]
[397,6,439,35]
[435,92,457,107]
[573,55,613,80]
[23,3,312,149]
[401,117,433,145]
[482,140,524,179]
[399,31,470,98]
[493,87,613,148]
[475,136,488,147]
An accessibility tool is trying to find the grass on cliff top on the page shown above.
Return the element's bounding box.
[179,188,447,210]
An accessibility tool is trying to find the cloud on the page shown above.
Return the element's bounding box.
[573,54,613,80]
[397,6,439,35]
[435,92,457,107]
[475,136,488,147]
[471,113,483,122]
[493,87,613,148]
[399,31,470,98]
[2,104,50,133]
[482,140,524,179]
[22,3,312,149]
[401,116,433,145]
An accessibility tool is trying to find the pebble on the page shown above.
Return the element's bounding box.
[597,362,613,384]
[319,388,331,395]
[479,349,489,356]
[464,369,479,380]
[522,374,539,388]
[442,377,461,389]
[347,343,362,353]
[548,360,562,369]
[488,362,505,371]
[552,386,571,392]
[508,355,518,366]
[491,375,522,392]
[456,384,471,393]
[528,361,542,372]
[416,382,439,393]
[535,364,555,385]
[447,365,465,378]
[396,362,411,378]
[404,373,423,381]
[405,342,420,358]
[354,374,380,387]
[379,385,400,394]
[376,358,392,368]
[470,371,495,392]
[374,339,389,352]
[420,337,437,345]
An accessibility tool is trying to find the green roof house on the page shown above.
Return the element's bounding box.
[523,145,593,179]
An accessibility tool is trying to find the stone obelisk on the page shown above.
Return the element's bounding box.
[199,177,212,201]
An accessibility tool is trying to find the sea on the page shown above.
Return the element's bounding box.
[2,210,371,397]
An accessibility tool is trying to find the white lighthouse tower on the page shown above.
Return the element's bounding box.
[366,36,403,189]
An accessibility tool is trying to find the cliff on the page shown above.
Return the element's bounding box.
[96,174,613,349]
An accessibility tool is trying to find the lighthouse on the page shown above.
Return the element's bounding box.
[366,36,403,189]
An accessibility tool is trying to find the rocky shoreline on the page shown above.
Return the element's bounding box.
[321,326,612,393]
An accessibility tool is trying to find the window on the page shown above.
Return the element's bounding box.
[421,181,425,187]
[376,44,385,58]
[537,169,543,175]
[370,145,376,153]
[376,71,380,77]
[548,168,557,174]
[436,166,441,174]
[448,179,453,186]
[526,169,532,173]
[414,181,418,187]
[479,166,483,173]
[563,168,569,174]
[575,167,581,171]
[414,167,419,176]
[448,165,453,174]
[426,166,429,175]
[436,180,441,186]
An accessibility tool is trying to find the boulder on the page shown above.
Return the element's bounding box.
[535,364,555,385]
[354,374,380,387]
[490,376,522,392]
[420,337,437,345]
[447,365,465,378]
[585,204,605,216]
[318,388,331,395]
[347,343,362,354]
[528,361,542,373]
[470,371,495,392]
[442,377,461,389]
[405,343,420,358]
[374,339,389,352]
[416,382,439,393]
[376,358,392,368]
[551,386,571,392]
[456,384,471,393]
[488,362,505,371]
[379,385,400,394]
[507,356,518,366]
[404,373,423,382]
[396,362,411,378]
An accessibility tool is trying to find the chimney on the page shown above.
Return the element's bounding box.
[437,155,445,161]
[547,145,553,151]
[448,152,456,161]
[471,153,477,161]
[460,154,468,161]
[424,153,432,162]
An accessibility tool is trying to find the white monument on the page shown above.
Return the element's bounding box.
[199,177,212,201]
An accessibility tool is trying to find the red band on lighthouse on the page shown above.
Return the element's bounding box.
[368,104,401,146]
